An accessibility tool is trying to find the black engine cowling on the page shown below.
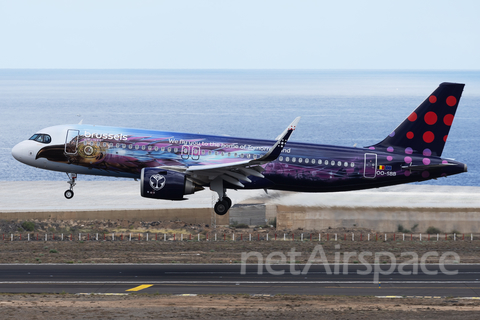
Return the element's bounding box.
[140,168,203,200]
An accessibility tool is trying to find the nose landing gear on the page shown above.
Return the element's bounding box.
[64,173,77,199]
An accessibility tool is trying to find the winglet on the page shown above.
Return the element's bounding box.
[259,117,300,162]
[275,117,300,140]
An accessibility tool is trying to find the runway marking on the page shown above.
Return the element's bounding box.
[126,284,153,292]
[77,293,129,296]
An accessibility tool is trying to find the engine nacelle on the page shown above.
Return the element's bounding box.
[140,168,203,200]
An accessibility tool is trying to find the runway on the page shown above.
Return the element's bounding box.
[1,264,480,297]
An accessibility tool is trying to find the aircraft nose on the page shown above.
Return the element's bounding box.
[11,141,32,163]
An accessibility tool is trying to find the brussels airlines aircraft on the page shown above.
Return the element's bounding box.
[12,83,467,215]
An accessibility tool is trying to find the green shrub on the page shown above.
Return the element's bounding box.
[397,224,411,233]
[426,226,441,234]
[268,217,277,228]
[21,221,35,231]
[49,249,58,254]
[233,223,249,229]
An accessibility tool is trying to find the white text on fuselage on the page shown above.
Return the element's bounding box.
[168,139,291,153]
[84,131,128,141]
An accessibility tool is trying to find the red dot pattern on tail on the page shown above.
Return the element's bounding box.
[408,112,417,122]
[446,96,457,106]
[371,83,464,157]
[443,114,454,126]
[423,131,435,143]
[424,112,437,125]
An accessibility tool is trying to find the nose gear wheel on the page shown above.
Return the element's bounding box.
[64,173,77,199]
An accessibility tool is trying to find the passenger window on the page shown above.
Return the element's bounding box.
[331,160,335,166]
[292,157,296,163]
[148,146,152,151]
[305,158,309,164]
[221,152,224,156]
[240,153,244,158]
[298,158,303,163]
[208,151,212,155]
[167,147,171,152]
[337,161,342,166]
[215,151,218,156]
[109,143,113,148]
[154,146,158,151]
[202,150,205,155]
[234,153,237,157]
[116,143,120,148]
[161,147,165,151]
[247,154,251,159]
[312,159,316,164]
[344,162,348,167]
[141,145,146,150]
[350,162,355,167]
[103,142,107,147]
[279,156,284,161]
[128,144,132,149]
[174,148,178,153]
[135,145,139,150]
[286,157,290,162]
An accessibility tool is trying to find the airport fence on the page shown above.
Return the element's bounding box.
[1,232,477,242]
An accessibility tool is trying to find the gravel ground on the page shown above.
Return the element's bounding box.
[1,294,480,319]
[0,239,478,264]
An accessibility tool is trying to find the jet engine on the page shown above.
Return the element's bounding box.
[140,168,203,200]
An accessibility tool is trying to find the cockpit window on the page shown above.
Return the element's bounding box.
[29,134,51,144]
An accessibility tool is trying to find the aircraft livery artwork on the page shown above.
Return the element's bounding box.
[12,83,467,215]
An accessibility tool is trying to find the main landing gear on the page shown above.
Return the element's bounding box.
[210,177,232,215]
[214,196,232,216]
[64,173,77,199]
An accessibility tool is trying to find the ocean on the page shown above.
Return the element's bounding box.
[1,69,478,186]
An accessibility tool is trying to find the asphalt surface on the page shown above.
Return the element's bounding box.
[1,264,480,297]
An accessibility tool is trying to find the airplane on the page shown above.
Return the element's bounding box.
[12,82,467,215]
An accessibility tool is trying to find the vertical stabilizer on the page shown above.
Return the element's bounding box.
[372,82,464,157]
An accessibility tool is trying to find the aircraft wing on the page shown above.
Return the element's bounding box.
[162,117,300,188]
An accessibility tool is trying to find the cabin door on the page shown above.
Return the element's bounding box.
[363,153,377,178]
[65,129,80,155]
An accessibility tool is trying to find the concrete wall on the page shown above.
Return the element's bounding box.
[4,204,480,233]
[276,205,480,233]
[0,208,229,226]
[229,204,266,226]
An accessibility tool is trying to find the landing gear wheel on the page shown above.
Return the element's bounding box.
[214,200,229,215]
[223,196,232,209]
[64,189,74,199]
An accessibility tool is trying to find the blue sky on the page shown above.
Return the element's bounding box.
[1,0,479,69]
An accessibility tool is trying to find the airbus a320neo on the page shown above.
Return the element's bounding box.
[12,83,467,215]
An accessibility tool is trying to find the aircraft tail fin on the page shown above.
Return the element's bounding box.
[371,82,464,157]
